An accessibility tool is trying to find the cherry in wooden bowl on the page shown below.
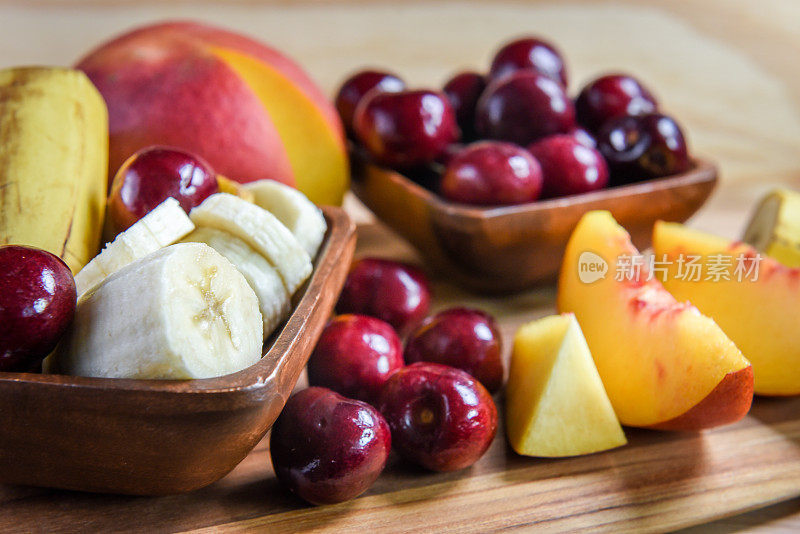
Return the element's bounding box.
[351,151,716,293]
[0,206,356,495]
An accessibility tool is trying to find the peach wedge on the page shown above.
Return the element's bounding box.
[653,221,800,395]
[558,211,753,430]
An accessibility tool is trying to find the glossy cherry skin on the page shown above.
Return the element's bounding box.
[354,90,459,169]
[404,308,504,393]
[489,36,568,87]
[575,74,658,132]
[475,71,575,146]
[378,363,497,472]
[108,146,218,233]
[337,258,432,336]
[597,113,691,184]
[569,126,597,149]
[528,134,609,198]
[0,245,76,372]
[443,71,487,141]
[270,387,391,505]
[440,141,542,206]
[335,70,406,136]
[307,314,404,404]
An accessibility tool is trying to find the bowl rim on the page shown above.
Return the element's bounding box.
[354,154,717,221]
[0,206,356,396]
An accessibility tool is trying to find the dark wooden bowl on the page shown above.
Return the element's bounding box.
[351,154,717,293]
[0,206,356,496]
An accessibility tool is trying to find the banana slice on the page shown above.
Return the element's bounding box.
[53,243,263,379]
[190,193,312,295]
[243,180,327,258]
[184,227,291,339]
[743,189,800,268]
[75,197,194,297]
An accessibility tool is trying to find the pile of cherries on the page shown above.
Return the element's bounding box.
[337,36,692,206]
[269,258,503,505]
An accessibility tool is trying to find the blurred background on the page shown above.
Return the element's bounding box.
[1,0,799,233]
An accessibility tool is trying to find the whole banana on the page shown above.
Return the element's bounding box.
[0,67,108,273]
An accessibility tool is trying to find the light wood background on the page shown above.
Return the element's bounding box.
[2,1,800,531]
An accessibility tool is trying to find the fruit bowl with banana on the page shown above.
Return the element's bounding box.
[0,67,356,494]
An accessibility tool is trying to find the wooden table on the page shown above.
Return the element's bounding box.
[2,1,800,531]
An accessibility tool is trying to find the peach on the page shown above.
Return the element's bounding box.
[558,211,753,429]
[77,21,348,206]
[653,221,800,395]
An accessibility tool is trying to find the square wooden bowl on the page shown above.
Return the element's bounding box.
[351,152,717,293]
[0,206,356,496]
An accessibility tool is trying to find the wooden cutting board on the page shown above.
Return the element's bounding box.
[2,0,800,531]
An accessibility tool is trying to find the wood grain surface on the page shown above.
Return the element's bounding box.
[1,0,800,531]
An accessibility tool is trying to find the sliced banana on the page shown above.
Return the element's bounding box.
[53,243,263,379]
[243,180,327,258]
[74,197,194,297]
[184,227,291,339]
[190,193,312,295]
[743,188,800,268]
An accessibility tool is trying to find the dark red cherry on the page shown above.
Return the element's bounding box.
[354,90,458,169]
[575,74,658,132]
[489,37,568,87]
[378,363,497,472]
[475,71,575,146]
[270,387,391,505]
[443,71,487,141]
[335,70,406,136]
[0,245,76,372]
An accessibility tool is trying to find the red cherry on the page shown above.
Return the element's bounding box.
[307,315,404,404]
[353,90,458,169]
[0,245,76,372]
[528,134,609,198]
[108,146,218,233]
[440,141,542,206]
[489,36,568,87]
[378,363,498,472]
[337,258,432,336]
[475,71,575,146]
[575,74,658,132]
[335,70,405,136]
[404,307,504,393]
[270,387,391,505]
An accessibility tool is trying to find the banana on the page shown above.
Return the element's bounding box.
[52,243,263,379]
[184,227,291,339]
[0,67,108,273]
[74,197,195,298]
[743,189,800,268]
[190,193,312,295]
[243,179,327,257]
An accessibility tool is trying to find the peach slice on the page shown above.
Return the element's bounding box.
[506,313,626,457]
[653,221,800,395]
[557,211,753,429]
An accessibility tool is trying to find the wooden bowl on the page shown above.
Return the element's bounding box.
[0,206,356,496]
[351,154,717,293]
